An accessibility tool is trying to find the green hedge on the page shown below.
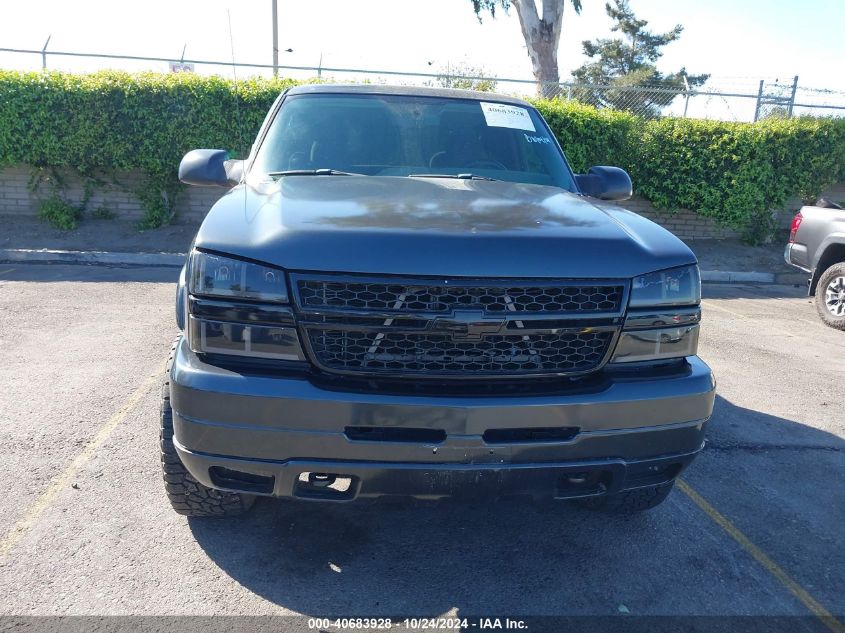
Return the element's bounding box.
[533,99,638,174]
[2,70,845,240]
[533,100,845,241]
[633,116,845,241]
[0,71,298,227]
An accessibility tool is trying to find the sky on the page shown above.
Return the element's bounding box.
[1,0,843,119]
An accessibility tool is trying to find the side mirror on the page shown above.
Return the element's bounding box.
[178,149,243,187]
[575,166,633,201]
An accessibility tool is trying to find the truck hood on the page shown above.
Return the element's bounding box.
[194,176,696,278]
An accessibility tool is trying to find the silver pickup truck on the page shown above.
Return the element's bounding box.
[162,84,715,517]
[785,199,845,330]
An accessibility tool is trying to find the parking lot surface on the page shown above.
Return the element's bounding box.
[0,264,843,628]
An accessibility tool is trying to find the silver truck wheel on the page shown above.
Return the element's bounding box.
[815,263,845,331]
[824,277,845,316]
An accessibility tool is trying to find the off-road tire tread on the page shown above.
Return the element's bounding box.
[815,262,845,331]
[160,337,254,517]
[577,481,674,514]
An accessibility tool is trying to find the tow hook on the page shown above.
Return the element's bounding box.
[308,473,337,488]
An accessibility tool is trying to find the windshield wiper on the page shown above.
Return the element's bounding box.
[267,169,365,177]
[408,173,499,181]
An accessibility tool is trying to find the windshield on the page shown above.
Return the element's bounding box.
[252,93,576,190]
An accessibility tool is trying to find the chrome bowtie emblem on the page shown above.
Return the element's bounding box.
[430,310,506,340]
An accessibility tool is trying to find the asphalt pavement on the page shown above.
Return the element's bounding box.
[0,264,842,631]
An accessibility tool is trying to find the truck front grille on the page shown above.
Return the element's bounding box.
[297,279,623,314]
[292,274,627,379]
[307,330,614,375]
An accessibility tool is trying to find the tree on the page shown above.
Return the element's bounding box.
[471,0,582,96]
[427,63,498,92]
[570,0,708,117]
[760,105,789,120]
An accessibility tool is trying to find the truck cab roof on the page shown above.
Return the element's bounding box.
[285,83,533,107]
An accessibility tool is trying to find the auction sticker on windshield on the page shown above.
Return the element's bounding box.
[480,102,535,132]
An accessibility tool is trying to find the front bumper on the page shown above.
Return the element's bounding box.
[169,337,715,501]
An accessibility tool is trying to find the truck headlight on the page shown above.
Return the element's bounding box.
[629,264,700,308]
[190,250,288,302]
[611,264,701,364]
[187,316,305,361]
[187,250,305,363]
[610,325,700,363]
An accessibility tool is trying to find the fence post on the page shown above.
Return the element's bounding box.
[682,75,691,118]
[787,75,799,118]
[41,35,51,70]
[753,79,764,122]
[271,0,279,77]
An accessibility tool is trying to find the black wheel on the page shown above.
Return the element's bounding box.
[160,339,255,517]
[576,481,674,514]
[815,262,845,331]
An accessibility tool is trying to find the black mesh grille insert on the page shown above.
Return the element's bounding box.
[294,275,625,378]
[298,280,623,314]
[306,330,613,376]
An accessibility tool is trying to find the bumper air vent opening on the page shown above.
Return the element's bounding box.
[208,467,275,495]
[483,426,580,444]
[345,426,447,444]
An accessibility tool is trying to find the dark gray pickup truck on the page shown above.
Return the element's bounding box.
[162,84,715,517]
[785,199,845,330]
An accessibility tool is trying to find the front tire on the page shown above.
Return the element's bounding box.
[576,481,674,514]
[815,262,845,330]
[160,340,254,518]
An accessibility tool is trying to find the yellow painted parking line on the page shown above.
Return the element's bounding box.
[0,369,161,560]
[678,479,845,633]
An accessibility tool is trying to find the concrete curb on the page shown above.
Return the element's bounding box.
[774,272,810,286]
[699,270,808,285]
[0,248,186,268]
[0,248,810,286]
[700,270,774,283]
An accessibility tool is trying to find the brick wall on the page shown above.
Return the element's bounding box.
[622,197,739,240]
[1,165,842,239]
[0,165,221,223]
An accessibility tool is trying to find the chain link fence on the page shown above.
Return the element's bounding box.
[2,45,845,122]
